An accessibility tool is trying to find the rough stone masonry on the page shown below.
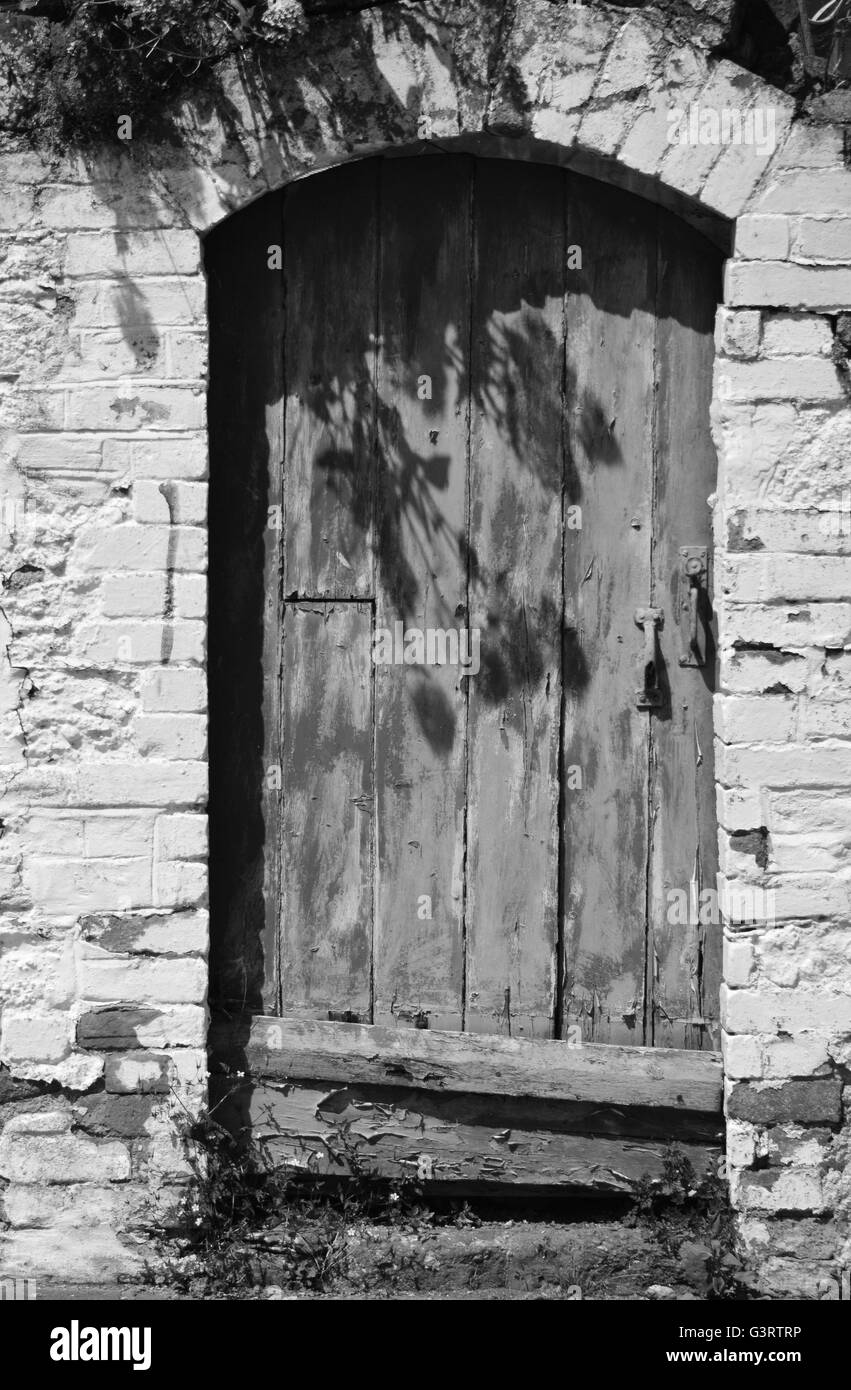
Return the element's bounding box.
[0,0,850,1297]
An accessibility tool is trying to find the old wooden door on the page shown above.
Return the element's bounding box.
[211,154,722,1055]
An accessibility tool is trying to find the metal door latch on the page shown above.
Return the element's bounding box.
[678,546,709,667]
[634,606,663,710]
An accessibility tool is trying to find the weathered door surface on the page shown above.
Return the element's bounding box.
[210,154,722,1055]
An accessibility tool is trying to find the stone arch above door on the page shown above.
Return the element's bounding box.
[146,2,798,238]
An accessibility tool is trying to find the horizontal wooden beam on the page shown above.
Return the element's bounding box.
[210,1015,723,1114]
[213,1078,720,1193]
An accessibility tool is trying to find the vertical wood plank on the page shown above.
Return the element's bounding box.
[283,162,378,600]
[464,160,565,1039]
[373,156,472,1030]
[206,190,284,1015]
[561,176,657,1045]
[648,211,722,1051]
[280,602,373,1019]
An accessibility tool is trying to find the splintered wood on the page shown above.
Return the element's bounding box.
[209,1017,723,1194]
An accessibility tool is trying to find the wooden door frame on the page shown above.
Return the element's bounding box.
[205,146,727,1179]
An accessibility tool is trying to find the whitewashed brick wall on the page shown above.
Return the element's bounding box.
[712,136,851,1296]
[0,179,210,1278]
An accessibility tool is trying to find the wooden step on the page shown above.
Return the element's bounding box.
[209,1015,723,1195]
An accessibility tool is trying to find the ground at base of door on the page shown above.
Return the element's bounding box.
[33,1219,758,1301]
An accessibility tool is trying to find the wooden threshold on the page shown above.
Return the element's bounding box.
[210,1014,723,1114]
[209,1016,723,1195]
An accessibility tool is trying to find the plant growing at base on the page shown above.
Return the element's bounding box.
[631,1144,752,1301]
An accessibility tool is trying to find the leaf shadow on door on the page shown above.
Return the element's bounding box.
[299,285,620,753]
[206,163,668,1020]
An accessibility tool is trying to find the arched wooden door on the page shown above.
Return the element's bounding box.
[208,154,723,1063]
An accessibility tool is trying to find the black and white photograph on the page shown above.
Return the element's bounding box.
[0,0,849,1365]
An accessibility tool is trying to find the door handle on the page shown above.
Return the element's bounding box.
[634,606,663,710]
[688,569,700,649]
[678,547,709,668]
